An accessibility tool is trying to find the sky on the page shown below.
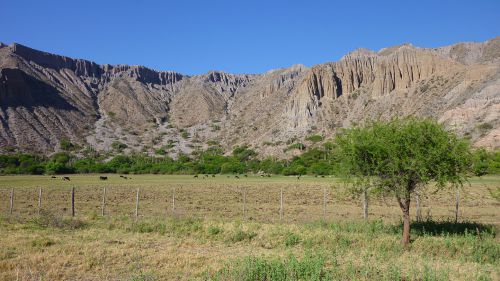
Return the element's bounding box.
[1,0,499,75]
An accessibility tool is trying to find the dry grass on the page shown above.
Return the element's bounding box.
[0,175,499,280]
[0,175,499,224]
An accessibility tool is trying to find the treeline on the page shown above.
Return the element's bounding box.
[0,144,499,176]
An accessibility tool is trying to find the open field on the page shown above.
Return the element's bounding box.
[0,175,499,280]
[0,175,499,224]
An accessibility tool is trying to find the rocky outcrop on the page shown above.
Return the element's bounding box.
[285,45,463,129]
[0,37,499,155]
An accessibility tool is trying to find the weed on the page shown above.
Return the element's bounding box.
[208,225,223,236]
[26,211,86,230]
[229,229,257,243]
[284,231,301,247]
[31,237,55,248]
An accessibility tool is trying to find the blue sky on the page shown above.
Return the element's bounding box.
[1,0,499,75]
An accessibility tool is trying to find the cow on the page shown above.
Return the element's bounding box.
[62,176,70,181]
[51,176,57,179]
[99,176,108,180]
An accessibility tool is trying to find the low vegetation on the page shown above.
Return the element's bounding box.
[1,144,499,176]
[0,214,498,280]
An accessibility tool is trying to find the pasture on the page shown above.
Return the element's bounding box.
[0,175,499,280]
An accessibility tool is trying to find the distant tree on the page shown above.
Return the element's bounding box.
[232,145,257,162]
[335,118,472,246]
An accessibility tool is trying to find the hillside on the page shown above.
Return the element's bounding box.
[0,38,499,156]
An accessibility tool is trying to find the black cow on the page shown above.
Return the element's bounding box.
[100,176,108,180]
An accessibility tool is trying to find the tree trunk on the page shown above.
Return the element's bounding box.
[402,206,410,246]
[455,188,460,223]
[398,196,411,247]
[362,189,368,220]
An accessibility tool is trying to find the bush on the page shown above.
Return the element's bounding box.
[477,122,493,131]
[111,141,127,152]
[26,211,86,230]
[229,229,257,243]
[284,232,301,247]
[306,135,323,143]
[60,139,75,151]
[31,237,55,248]
[180,130,190,139]
[208,225,223,236]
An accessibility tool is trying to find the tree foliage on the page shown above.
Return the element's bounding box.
[0,123,497,179]
[334,118,472,245]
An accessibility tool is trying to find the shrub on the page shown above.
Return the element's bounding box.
[60,139,75,151]
[111,141,127,152]
[208,225,223,236]
[31,237,55,248]
[306,135,323,143]
[284,232,301,247]
[477,122,493,131]
[229,229,257,243]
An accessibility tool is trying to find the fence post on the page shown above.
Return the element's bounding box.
[242,187,247,220]
[323,186,327,220]
[135,188,140,219]
[362,189,368,220]
[279,187,283,221]
[455,188,460,223]
[71,187,75,217]
[101,187,107,216]
[9,188,14,215]
[38,187,42,215]
[172,187,176,216]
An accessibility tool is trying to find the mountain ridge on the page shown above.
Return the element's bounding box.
[0,37,499,156]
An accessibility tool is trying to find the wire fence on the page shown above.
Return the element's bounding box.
[0,181,494,224]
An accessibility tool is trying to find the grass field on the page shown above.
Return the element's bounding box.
[0,175,499,280]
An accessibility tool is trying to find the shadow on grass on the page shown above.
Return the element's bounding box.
[410,220,496,237]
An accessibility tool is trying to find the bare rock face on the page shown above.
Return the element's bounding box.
[284,45,462,130]
[0,37,499,156]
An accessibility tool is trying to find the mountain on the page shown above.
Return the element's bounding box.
[0,38,499,156]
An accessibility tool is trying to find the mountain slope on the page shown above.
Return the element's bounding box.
[0,38,498,156]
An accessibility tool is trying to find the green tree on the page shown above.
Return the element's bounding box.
[232,145,257,162]
[335,118,472,246]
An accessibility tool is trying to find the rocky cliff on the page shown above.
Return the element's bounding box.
[0,37,498,156]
